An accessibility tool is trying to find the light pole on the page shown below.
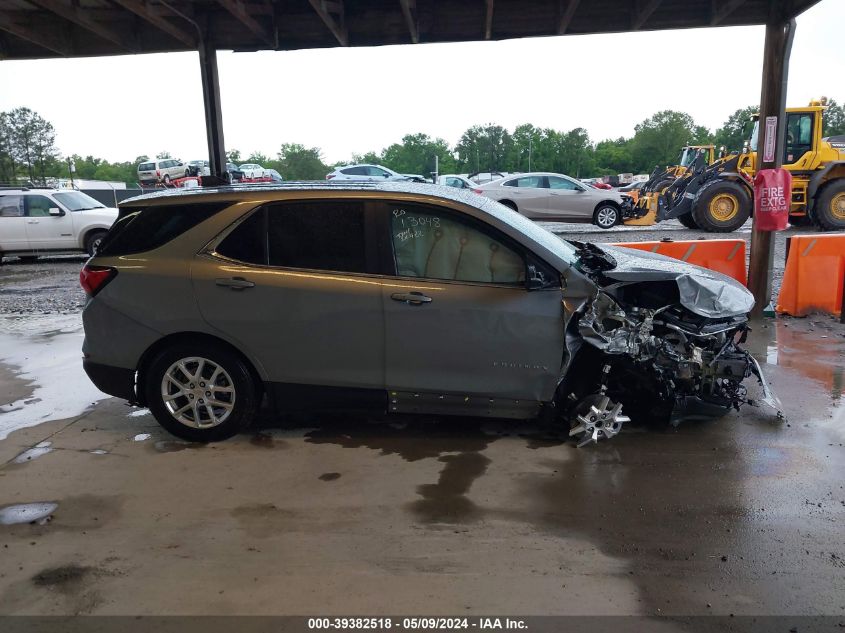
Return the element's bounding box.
[528,136,533,172]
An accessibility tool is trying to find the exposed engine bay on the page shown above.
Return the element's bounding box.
[562,241,781,447]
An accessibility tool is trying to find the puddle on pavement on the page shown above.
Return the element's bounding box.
[408,452,491,523]
[0,502,58,525]
[250,432,289,449]
[318,472,341,481]
[127,409,150,418]
[153,440,206,453]
[12,441,53,464]
[89,449,108,455]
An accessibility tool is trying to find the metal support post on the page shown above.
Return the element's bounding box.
[198,38,227,182]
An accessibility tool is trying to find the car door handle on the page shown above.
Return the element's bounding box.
[215,277,255,290]
[27,220,39,224]
[391,291,432,305]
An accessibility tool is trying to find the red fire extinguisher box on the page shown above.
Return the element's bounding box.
[754,168,792,231]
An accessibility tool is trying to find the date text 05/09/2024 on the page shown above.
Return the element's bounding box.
[307,617,528,630]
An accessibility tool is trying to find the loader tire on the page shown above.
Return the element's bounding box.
[677,213,699,229]
[692,181,751,233]
[813,180,845,231]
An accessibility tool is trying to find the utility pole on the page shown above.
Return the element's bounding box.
[528,136,532,172]
[747,12,795,319]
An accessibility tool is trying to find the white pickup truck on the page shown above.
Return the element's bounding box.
[0,188,117,263]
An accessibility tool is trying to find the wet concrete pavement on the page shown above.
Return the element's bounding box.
[0,311,843,619]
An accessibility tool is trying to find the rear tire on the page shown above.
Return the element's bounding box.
[677,213,699,229]
[691,181,751,233]
[593,203,619,229]
[85,230,107,256]
[163,175,171,184]
[144,342,259,442]
[813,181,845,231]
[499,200,518,212]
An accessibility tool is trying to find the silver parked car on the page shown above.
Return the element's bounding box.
[477,172,624,228]
[81,183,776,444]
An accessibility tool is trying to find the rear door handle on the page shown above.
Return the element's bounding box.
[391,291,432,305]
[215,276,255,290]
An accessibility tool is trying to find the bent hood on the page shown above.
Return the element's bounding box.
[598,244,755,318]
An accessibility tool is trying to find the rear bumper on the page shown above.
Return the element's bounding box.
[83,360,137,402]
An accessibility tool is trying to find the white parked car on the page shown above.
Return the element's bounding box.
[0,188,117,261]
[326,164,409,181]
[437,174,477,190]
[239,164,267,179]
[137,159,190,185]
[188,160,211,177]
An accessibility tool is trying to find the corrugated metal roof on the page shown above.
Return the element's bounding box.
[0,0,822,60]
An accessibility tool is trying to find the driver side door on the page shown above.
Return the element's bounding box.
[546,175,594,220]
[23,195,76,250]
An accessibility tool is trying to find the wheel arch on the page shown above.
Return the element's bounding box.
[595,199,621,212]
[79,225,110,250]
[135,331,265,407]
[808,161,845,203]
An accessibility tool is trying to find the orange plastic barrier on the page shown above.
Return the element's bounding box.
[776,234,845,317]
[615,239,747,285]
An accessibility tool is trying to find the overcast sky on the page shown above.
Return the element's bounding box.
[0,0,841,165]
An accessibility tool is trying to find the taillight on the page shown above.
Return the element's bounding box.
[80,265,117,297]
[326,174,335,180]
[472,188,483,194]
[156,170,161,176]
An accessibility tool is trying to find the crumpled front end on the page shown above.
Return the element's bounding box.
[560,242,780,446]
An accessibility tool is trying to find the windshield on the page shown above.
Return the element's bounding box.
[54,191,106,211]
[749,120,759,152]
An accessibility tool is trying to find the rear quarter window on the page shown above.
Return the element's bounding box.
[97,202,232,256]
[138,162,155,171]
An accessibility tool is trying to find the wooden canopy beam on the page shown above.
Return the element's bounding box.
[711,0,747,25]
[0,11,72,56]
[110,0,195,46]
[217,0,274,46]
[632,0,662,30]
[307,0,348,46]
[398,0,418,44]
[27,0,133,50]
[558,0,581,35]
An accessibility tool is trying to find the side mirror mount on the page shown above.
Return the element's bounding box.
[48,207,63,216]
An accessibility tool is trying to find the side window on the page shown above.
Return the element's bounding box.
[390,204,525,285]
[215,210,267,265]
[0,195,24,217]
[368,166,389,177]
[785,113,814,163]
[446,177,461,188]
[342,166,366,176]
[266,200,367,273]
[25,195,55,217]
[506,176,545,188]
[547,176,579,190]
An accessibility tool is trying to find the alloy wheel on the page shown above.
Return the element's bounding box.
[160,357,236,428]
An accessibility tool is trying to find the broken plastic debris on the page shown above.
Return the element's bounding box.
[133,433,151,442]
[0,502,58,525]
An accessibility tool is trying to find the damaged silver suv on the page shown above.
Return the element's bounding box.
[80,182,776,443]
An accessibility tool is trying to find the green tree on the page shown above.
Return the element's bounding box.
[630,110,711,173]
[350,151,383,165]
[5,107,60,181]
[276,143,329,180]
[593,137,635,175]
[156,150,172,159]
[247,151,269,164]
[822,98,845,137]
[0,112,14,183]
[381,133,455,177]
[226,149,241,163]
[455,124,513,173]
[714,105,757,153]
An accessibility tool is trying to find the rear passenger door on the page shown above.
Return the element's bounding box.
[192,199,386,397]
[502,176,549,217]
[378,201,564,416]
[0,194,28,251]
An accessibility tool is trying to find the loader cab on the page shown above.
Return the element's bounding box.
[746,106,825,172]
[677,146,715,169]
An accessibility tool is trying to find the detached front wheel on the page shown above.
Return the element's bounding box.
[144,343,259,442]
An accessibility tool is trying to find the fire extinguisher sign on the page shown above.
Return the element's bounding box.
[754,168,792,231]
[763,116,777,163]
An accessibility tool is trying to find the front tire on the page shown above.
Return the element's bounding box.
[813,181,845,231]
[691,181,751,232]
[144,343,259,442]
[593,204,619,229]
[163,175,171,184]
[499,200,518,212]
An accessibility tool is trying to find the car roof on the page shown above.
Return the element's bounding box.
[0,187,61,194]
[118,181,580,274]
[121,181,484,206]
